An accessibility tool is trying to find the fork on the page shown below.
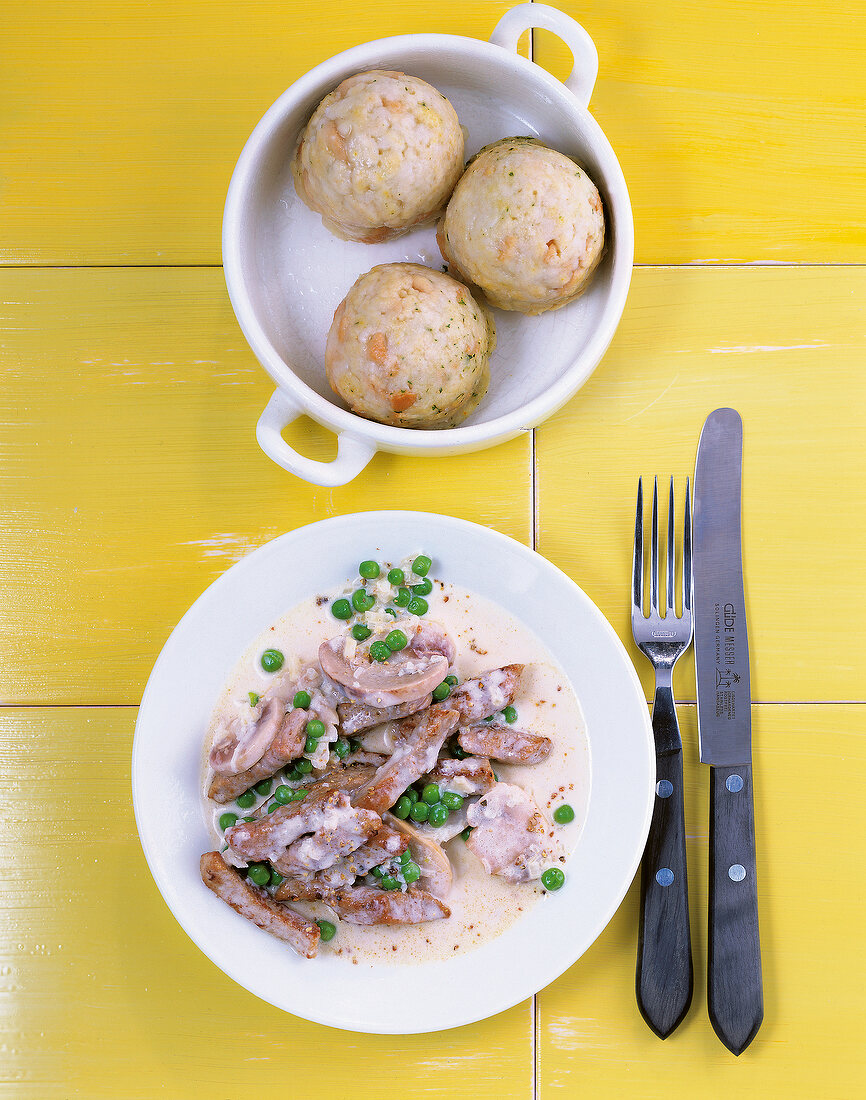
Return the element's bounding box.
[631,476,694,1039]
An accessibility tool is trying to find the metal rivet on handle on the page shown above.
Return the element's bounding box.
[726,774,744,793]
[656,780,673,799]
[656,868,674,886]
[728,864,746,882]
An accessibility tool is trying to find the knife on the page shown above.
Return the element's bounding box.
[693,408,763,1055]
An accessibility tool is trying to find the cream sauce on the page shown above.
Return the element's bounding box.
[201,575,590,965]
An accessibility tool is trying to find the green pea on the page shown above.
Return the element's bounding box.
[403,862,421,885]
[292,788,307,801]
[260,648,284,673]
[369,640,391,662]
[359,560,380,580]
[412,578,433,596]
[317,919,337,942]
[219,812,238,830]
[400,849,414,866]
[387,568,405,586]
[243,816,255,823]
[380,875,400,891]
[553,804,575,825]
[333,738,350,760]
[248,691,260,706]
[484,715,495,723]
[274,785,294,805]
[428,804,449,827]
[393,795,412,819]
[421,783,440,805]
[444,675,458,686]
[296,758,313,774]
[503,705,518,724]
[331,598,352,620]
[303,737,316,754]
[236,790,256,810]
[460,827,473,841]
[453,744,468,760]
[352,623,372,641]
[371,864,384,878]
[293,690,311,709]
[407,596,428,616]
[385,629,408,651]
[442,791,463,811]
[393,587,411,608]
[247,863,271,886]
[409,801,429,823]
[541,867,565,891]
[269,869,284,887]
[268,802,279,813]
[432,682,451,702]
[405,787,419,804]
[351,588,374,613]
[254,779,272,796]
[412,555,432,576]
[347,738,360,754]
[306,719,325,739]
[384,608,397,618]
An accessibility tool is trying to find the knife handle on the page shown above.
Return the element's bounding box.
[636,687,693,1038]
[708,763,763,1055]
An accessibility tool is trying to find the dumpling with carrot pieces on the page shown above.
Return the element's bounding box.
[293,70,465,243]
[438,137,605,314]
[325,262,495,428]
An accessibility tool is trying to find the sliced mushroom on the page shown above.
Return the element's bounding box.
[319,621,454,708]
[208,709,307,803]
[384,812,453,898]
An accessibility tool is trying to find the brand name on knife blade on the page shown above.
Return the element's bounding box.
[713,601,739,720]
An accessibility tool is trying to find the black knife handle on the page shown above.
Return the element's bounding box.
[708,763,763,1055]
[636,686,693,1038]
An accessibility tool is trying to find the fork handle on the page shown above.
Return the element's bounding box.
[636,686,693,1038]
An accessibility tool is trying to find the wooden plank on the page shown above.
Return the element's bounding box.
[536,703,866,1098]
[0,267,531,705]
[536,264,866,703]
[0,707,533,1098]
[533,0,866,263]
[0,0,525,265]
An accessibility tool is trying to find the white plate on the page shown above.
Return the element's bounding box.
[132,512,654,1033]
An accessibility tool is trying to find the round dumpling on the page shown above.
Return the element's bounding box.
[293,70,465,244]
[437,137,605,314]
[325,262,495,428]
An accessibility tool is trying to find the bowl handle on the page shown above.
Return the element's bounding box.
[256,390,376,487]
[489,3,599,108]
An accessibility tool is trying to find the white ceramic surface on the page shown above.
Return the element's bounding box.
[223,4,634,486]
[132,512,654,1033]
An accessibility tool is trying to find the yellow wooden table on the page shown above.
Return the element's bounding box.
[1,2,864,1096]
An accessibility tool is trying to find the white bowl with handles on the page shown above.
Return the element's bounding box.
[223,4,633,486]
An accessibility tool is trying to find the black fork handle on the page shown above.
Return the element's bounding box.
[636,679,694,1038]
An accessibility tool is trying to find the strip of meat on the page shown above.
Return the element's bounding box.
[338,695,432,736]
[330,885,451,925]
[199,851,320,958]
[458,724,552,765]
[353,706,460,814]
[208,709,306,804]
[226,789,380,871]
[274,824,408,897]
[424,756,496,795]
[447,665,523,724]
[465,782,555,883]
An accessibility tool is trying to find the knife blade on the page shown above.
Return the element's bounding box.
[693,407,763,1055]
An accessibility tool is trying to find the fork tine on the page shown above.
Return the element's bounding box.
[650,476,659,615]
[667,476,675,618]
[683,476,692,614]
[632,477,643,615]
